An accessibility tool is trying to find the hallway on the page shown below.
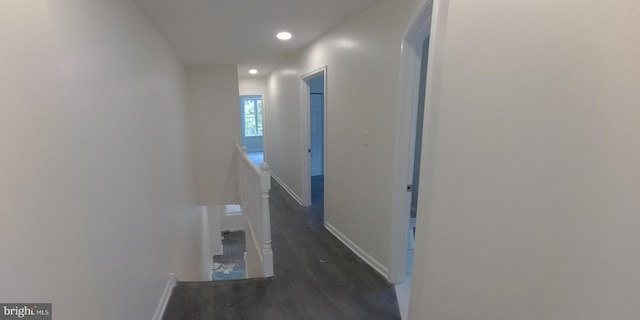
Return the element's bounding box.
[162,177,400,319]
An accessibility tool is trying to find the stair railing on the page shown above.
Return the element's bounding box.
[234,141,273,277]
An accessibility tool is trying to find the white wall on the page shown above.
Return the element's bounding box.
[267,65,305,200]
[0,0,204,319]
[267,0,410,274]
[239,76,268,96]
[221,214,247,231]
[410,0,640,319]
[186,66,241,205]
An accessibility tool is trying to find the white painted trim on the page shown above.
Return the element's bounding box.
[322,71,327,180]
[243,251,249,279]
[244,211,264,265]
[200,206,212,280]
[152,273,176,320]
[300,66,327,79]
[224,211,244,217]
[325,222,388,279]
[224,212,243,217]
[405,1,450,319]
[299,80,312,207]
[405,0,436,41]
[299,66,327,207]
[388,39,422,284]
[388,0,435,285]
[270,170,304,206]
[221,227,246,232]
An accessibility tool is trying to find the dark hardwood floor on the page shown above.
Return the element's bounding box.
[162,175,400,320]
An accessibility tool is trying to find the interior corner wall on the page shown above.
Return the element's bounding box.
[266,0,411,274]
[410,0,640,319]
[186,65,241,205]
[0,0,204,319]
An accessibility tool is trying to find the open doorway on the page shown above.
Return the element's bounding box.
[394,35,431,320]
[389,1,435,319]
[301,66,327,207]
[240,95,264,166]
[409,34,431,272]
[309,75,324,205]
[406,35,430,274]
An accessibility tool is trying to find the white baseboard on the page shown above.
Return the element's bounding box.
[270,171,304,205]
[222,227,246,232]
[325,222,388,279]
[152,273,177,320]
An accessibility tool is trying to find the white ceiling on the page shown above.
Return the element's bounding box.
[132,0,383,77]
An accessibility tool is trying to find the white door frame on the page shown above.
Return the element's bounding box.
[300,66,327,206]
[388,0,439,284]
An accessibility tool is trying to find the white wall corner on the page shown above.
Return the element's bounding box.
[152,273,177,320]
[270,170,306,206]
[208,205,223,256]
[325,222,389,280]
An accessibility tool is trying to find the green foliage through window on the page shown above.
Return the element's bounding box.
[240,96,262,137]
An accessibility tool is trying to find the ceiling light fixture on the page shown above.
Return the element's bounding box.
[276,32,292,40]
[249,69,258,75]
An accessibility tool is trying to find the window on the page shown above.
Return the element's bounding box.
[240,95,262,137]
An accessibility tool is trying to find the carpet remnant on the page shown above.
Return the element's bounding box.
[212,262,245,280]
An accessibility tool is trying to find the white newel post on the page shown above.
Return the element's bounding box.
[233,140,274,278]
[260,162,274,277]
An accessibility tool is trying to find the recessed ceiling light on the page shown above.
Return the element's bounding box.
[276,32,292,40]
[249,69,258,74]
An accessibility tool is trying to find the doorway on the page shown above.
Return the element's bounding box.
[394,35,430,320]
[240,95,264,166]
[407,36,430,275]
[389,1,435,318]
[301,66,327,207]
[309,75,324,205]
[390,0,435,284]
